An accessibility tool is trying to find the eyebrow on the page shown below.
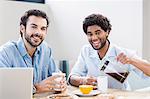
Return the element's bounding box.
[30,23,37,26]
[87,30,101,33]
[30,23,47,28]
[95,30,101,32]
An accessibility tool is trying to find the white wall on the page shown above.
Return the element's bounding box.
[1,0,147,63]
[46,0,143,62]
[0,0,144,61]
[143,0,150,61]
[0,0,51,45]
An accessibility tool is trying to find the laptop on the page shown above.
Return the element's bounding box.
[0,68,33,99]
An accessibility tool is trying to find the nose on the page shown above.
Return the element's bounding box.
[34,32,40,37]
[35,28,42,35]
[34,29,42,37]
[91,34,98,40]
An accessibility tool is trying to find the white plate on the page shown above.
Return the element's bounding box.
[74,90,101,97]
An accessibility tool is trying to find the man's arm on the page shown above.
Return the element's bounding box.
[69,75,84,87]
[69,45,97,87]
[69,75,97,87]
[117,53,150,76]
[128,58,150,76]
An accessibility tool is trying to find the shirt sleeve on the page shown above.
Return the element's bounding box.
[114,46,149,90]
[126,50,149,79]
[69,47,87,77]
[0,46,12,67]
[48,48,60,76]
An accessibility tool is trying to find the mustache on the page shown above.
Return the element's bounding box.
[31,33,42,39]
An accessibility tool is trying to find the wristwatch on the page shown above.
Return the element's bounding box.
[33,86,36,94]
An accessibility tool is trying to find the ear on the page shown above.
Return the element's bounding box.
[105,30,110,39]
[106,33,108,36]
[20,24,25,34]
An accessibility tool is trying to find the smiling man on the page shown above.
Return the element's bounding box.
[69,14,149,90]
[0,9,67,93]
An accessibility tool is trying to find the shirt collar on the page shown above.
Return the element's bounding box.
[16,37,40,57]
[104,41,117,59]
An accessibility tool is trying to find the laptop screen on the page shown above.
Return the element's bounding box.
[0,68,33,99]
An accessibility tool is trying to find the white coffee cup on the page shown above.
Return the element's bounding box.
[97,75,108,93]
[52,72,65,91]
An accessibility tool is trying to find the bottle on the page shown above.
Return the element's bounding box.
[59,60,69,80]
[100,60,129,83]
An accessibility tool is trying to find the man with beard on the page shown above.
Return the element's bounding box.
[69,14,150,90]
[0,9,66,93]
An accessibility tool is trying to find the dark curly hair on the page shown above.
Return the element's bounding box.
[83,14,112,34]
[20,9,49,37]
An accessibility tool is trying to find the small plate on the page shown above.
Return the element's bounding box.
[47,93,78,99]
[74,90,101,97]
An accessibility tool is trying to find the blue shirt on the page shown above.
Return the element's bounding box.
[70,43,147,90]
[0,38,59,84]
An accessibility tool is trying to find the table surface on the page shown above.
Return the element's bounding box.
[33,86,150,99]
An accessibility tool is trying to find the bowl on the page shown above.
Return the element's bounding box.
[79,85,93,94]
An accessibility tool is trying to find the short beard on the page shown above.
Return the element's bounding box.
[91,40,106,50]
[24,32,43,47]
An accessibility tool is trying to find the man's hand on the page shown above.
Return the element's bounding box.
[116,53,131,64]
[82,76,97,86]
[34,74,67,93]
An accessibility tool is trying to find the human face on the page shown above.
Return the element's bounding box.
[86,25,108,50]
[21,15,48,47]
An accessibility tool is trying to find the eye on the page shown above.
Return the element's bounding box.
[41,27,47,31]
[87,33,92,37]
[31,26,37,29]
[95,32,100,35]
